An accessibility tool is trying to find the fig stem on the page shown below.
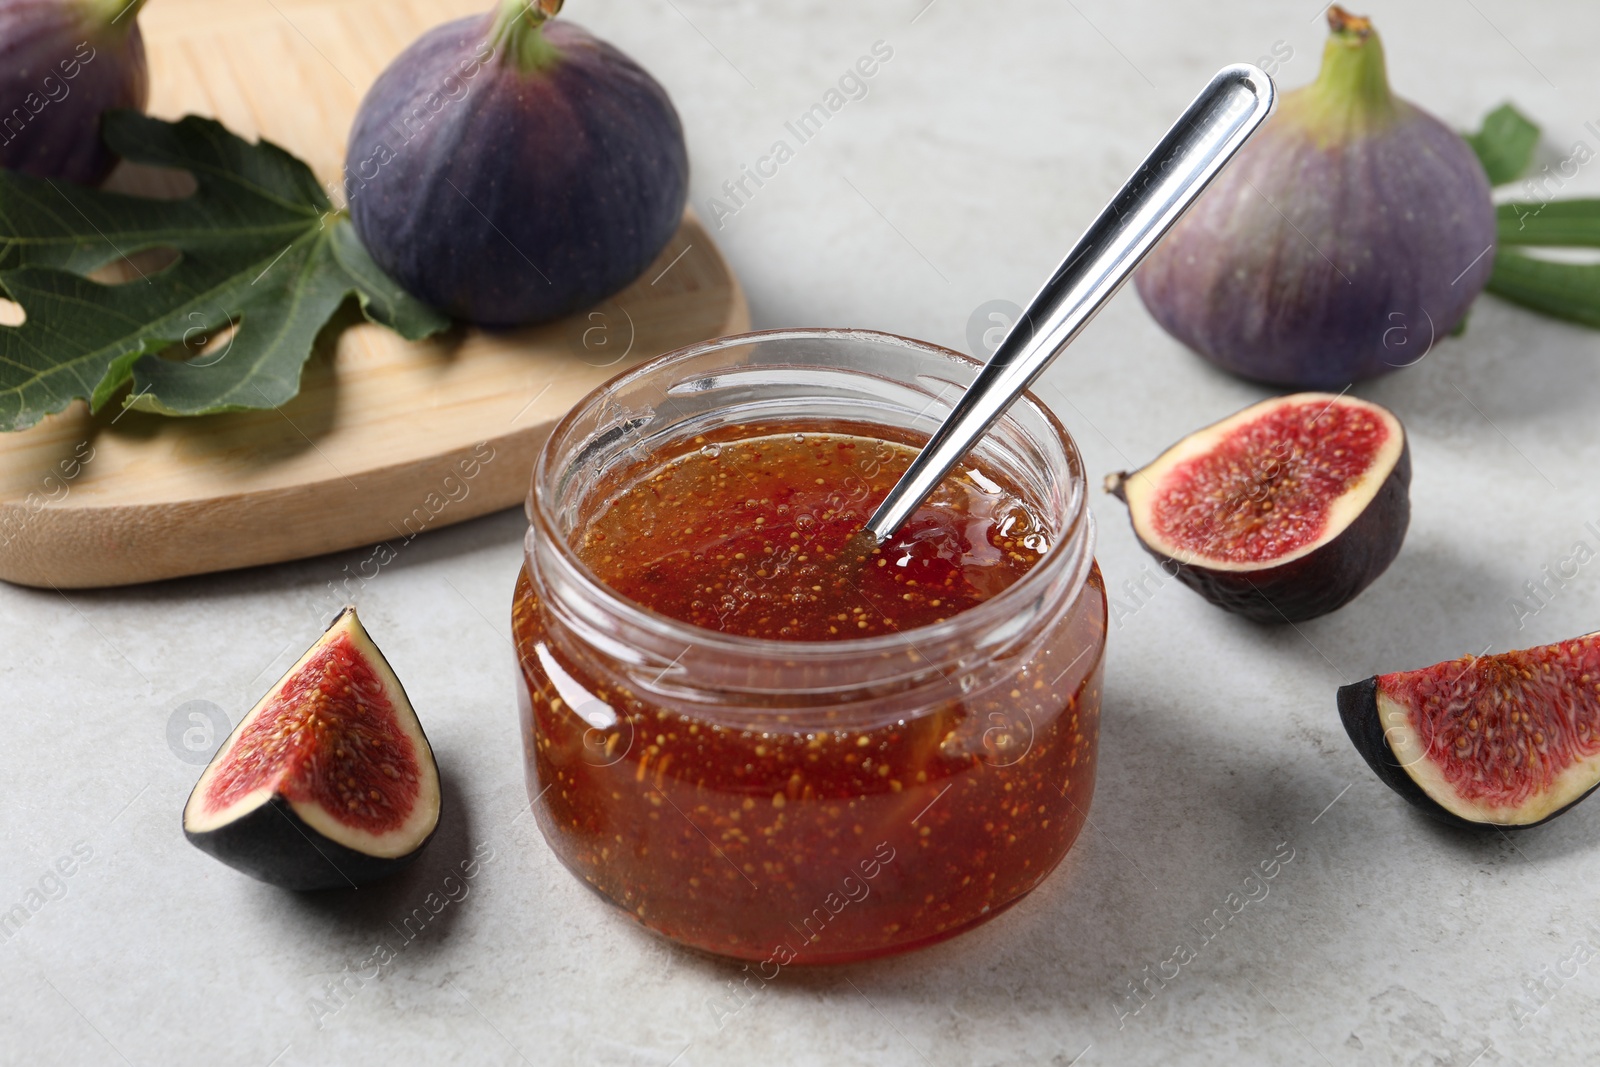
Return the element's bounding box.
[1325,5,1373,37]
[492,0,565,72]
[1291,5,1397,137]
[87,0,148,31]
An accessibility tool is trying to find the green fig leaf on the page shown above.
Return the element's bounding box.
[1464,103,1540,186]
[0,111,449,432]
[1485,251,1600,329]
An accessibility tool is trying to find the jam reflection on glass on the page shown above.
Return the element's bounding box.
[515,425,1105,964]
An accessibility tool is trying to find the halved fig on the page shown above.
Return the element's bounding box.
[1106,393,1410,623]
[1339,635,1600,828]
[183,608,440,889]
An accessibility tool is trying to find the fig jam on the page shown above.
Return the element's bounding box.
[515,422,1105,964]
[579,432,1047,638]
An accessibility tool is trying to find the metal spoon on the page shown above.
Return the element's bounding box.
[857,64,1277,549]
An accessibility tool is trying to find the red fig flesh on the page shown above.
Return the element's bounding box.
[183,608,440,890]
[1107,393,1409,623]
[1339,634,1600,828]
[1135,7,1495,386]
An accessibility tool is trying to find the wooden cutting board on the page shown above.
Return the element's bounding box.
[0,0,748,589]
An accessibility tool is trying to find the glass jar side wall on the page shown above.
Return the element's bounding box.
[513,561,1106,964]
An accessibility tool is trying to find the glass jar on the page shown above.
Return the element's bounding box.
[513,329,1106,965]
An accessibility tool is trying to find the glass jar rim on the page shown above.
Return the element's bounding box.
[529,327,1092,662]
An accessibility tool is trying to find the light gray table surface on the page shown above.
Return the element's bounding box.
[6,1,1600,1063]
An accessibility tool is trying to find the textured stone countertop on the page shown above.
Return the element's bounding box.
[6,1,1600,1064]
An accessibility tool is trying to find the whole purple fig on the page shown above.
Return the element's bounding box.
[345,0,688,327]
[0,0,149,185]
[1135,7,1495,387]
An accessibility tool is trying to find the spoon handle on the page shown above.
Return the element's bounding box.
[863,64,1276,543]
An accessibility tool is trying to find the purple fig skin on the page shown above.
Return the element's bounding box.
[0,0,149,186]
[1135,17,1495,387]
[345,10,688,327]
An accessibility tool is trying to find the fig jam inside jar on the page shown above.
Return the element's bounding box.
[514,329,1106,964]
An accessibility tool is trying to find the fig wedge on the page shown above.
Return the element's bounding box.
[183,608,440,890]
[1106,393,1409,623]
[1339,634,1600,828]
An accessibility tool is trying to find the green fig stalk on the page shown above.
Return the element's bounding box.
[492,0,565,72]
